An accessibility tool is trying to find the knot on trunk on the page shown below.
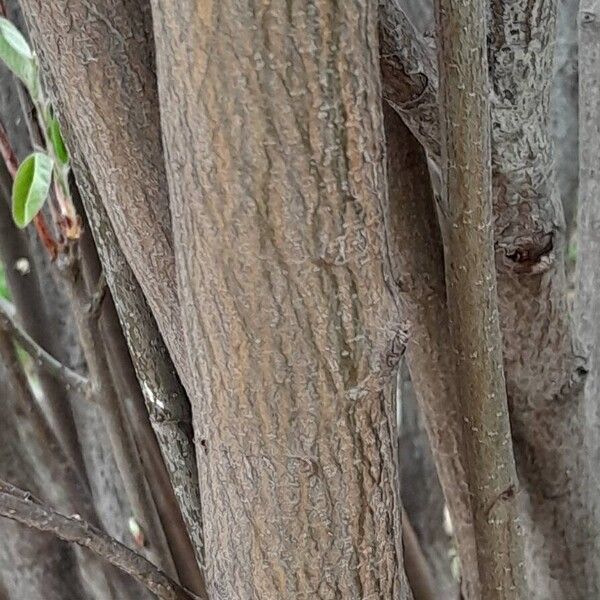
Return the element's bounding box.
[499,231,554,274]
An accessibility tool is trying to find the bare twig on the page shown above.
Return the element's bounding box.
[402,508,438,600]
[0,297,89,394]
[0,479,203,600]
[0,119,18,178]
[61,260,176,574]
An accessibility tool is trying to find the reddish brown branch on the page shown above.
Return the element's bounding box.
[0,120,18,178]
[0,479,204,600]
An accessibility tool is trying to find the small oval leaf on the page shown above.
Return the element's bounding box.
[12,152,54,228]
[0,17,38,94]
[48,117,69,164]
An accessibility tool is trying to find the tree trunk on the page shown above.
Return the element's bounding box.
[17,0,189,389]
[151,1,410,597]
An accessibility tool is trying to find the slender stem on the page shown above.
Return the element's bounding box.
[61,259,175,573]
[435,0,526,596]
[0,297,89,394]
[0,119,18,178]
[401,508,438,600]
[0,479,203,600]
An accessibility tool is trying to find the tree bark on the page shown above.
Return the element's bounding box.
[435,0,526,596]
[383,105,470,596]
[152,1,410,597]
[72,171,204,574]
[552,0,580,236]
[380,0,597,594]
[17,0,190,388]
[574,1,600,594]
[0,480,202,600]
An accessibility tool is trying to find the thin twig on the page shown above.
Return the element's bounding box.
[0,479,203,600]
[0,297,90,394]
[0,119,18,178]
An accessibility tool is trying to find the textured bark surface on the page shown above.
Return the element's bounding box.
[574,0,600,594]
[380,0,439,159]
[489,2,597,595]
[552,0,580,234]
[380,0,597,593]
[383,106,472,597]
[435,0,526,596]
[0,480,202,600]
[153,1,409,597]
[17,0,189,388]
[73,165,204,577]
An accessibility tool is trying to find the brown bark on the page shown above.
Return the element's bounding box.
[435,0,526,596]
[383,106,470,596]
[61,260,175,576]
[0,480,202,600]
[72,170,204,575]
[15,0,204,589]
[17,0,189,388]
[0,19,150,594]
[380,0,596,594]
[152,1,409,597]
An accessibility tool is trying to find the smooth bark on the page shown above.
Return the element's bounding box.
[435,0,526,596]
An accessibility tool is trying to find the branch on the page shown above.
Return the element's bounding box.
[0,479,203,600]
[379,0,440,160]
[435,0,526,596]
[0,297,90,395]
[401,508,437,600]
[0,119,18,178]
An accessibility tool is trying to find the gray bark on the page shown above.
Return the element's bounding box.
[552,0,580,236]
[381,0,597,594]
[575,0,600,593]
[398,364,457,598]
[72,173,204,575]
[0,339,85,600]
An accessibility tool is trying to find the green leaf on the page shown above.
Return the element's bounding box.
[12,152,54,228]
[48,117,69,164]
[0,17,38,94]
